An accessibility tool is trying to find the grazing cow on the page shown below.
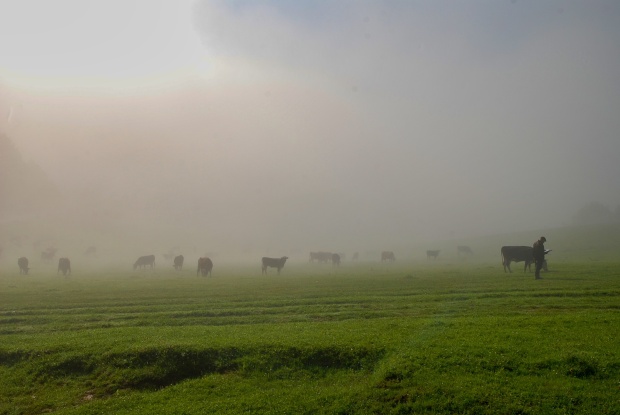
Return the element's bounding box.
[332,253,341,267]
[174,255,184,271]
[57,257,71,276]
[381,251,396,262]
[457,245,473,256]
[427,250,440,260]
[18,257,29,275]
[41,247,57,262]
[501,246,549,273]
[197,257,213,277]
[310,252,333,263]
[261,256,288,274]
[133,255,155,270]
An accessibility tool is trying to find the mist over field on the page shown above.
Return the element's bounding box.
[1,1,620,264]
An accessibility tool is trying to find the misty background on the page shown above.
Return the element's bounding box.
[1,1,620,263]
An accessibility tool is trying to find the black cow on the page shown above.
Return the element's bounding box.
[197,257,213,276]
[381,251,395,262]
[262,256,288,274]
[18,257,29,275]
[501,246,549,273]
[332,253,341,266]
[457,245,473,256]
[174,255,184,271]
[427,250,440,259]
[57,257,71,276]
[133,255,155,270]
[501,246,535,273]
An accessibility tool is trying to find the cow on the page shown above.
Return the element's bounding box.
[457,245,473,256]
[41,247,57,262]
[332,253,341,267]
[18,257,29,275]
[174,255,184,271]
[309,252,333,263]
[501,246,534,273]
[352,252,359,261]
[57,257,71,276]
[381,251,396,262]
[427,250,440,259]
[501,246,549,273]
[197,257,213,277]
[261,256,288,274]
[133,255,155,270]
[83,246,97,257]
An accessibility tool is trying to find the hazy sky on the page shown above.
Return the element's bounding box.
[1,1,619,253]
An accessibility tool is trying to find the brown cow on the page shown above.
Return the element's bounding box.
[197,257,213,276]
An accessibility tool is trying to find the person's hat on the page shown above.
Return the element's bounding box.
[540,236,547,242]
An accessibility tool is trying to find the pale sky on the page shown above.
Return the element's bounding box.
[1,1,619,254]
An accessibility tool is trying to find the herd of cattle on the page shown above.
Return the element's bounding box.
[13,244,549,276]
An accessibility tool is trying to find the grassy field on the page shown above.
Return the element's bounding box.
[1,254,619,415]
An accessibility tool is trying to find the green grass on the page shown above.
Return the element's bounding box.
[1,259,619,414]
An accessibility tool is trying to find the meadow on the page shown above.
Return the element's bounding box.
[1,252,619,415]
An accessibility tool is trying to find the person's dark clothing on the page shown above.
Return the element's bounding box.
[533,239,546,279]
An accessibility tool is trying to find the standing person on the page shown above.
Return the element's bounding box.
[532,236,547,279]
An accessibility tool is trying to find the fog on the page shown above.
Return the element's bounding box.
[1,1,620,263]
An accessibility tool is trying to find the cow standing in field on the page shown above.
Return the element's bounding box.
[310,252,332,263]
[261,257,288,274]
[57,257,71,276]
[381,251,396,262]
[18,257,29,275]
[501,246,534,273]
[427,250,440,260]
[197,257,213,276]
[501,246,549,273]
[332,253,341,267]
[457,245,473,256]
[133,255,155,270]
[41,247,57,262]
[84,246,97,257]
[174,255,184,271]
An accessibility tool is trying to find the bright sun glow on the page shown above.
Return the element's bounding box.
[0,0,211,91]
